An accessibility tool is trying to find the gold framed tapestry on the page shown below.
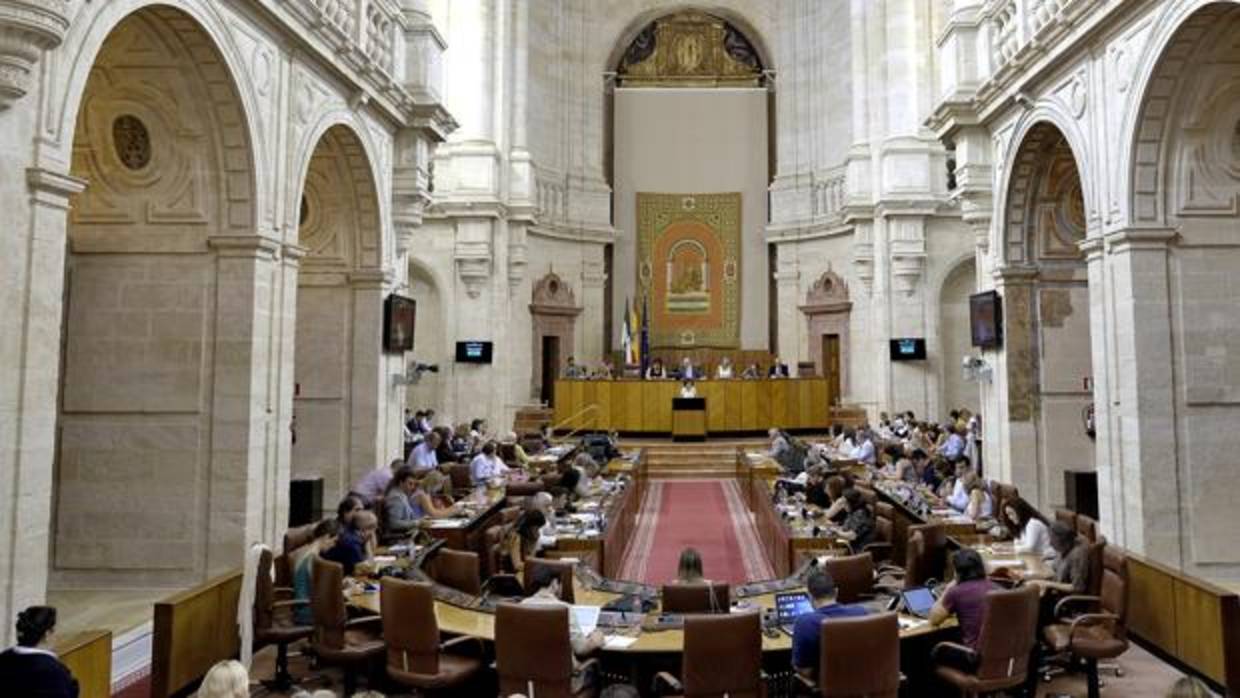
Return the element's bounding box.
[636,192,741,348]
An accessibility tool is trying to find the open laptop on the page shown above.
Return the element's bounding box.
[774,591,814,636]
[900,586,937,618]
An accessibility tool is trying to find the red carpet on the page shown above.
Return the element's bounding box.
[619,479,773,585]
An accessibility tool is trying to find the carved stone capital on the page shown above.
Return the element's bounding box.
[0,0,71,110]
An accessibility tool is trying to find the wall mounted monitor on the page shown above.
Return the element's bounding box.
[383,295,416,352]
[455,341,494,364]
[969,290,1003,348]
[889,338,927,361]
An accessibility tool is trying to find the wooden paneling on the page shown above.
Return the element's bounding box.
[57,630,111,698]
[1127,557,1178,654]
[151,571,243,698]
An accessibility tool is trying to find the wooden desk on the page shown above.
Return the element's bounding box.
[424,495,506,555]
[671,397,706,441]
[554,378,830,434]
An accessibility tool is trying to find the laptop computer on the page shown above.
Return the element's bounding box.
[774,591,814,636]
[900,586,937,618]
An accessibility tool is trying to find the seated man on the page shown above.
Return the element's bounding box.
[469,441,510,487]
[791,569,869,680]
[352,458,401,505]
[322,510,377,576]
[834,488,876,551]
[406,430,441,473]
[520,564,605,693]
[1024,521,1092,620]
[928,549,998,670]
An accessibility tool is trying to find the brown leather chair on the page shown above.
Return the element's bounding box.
[279,523,317,587]
[379,578,484,693]
[865,504,895,564]
[524,558,575,603]
[1043,546,1129,698]
[495,602,597,698]
[822,553,874,603]
[907,522,948,585]
[500,504,523,524]
[253,548,313,690]
[805,612,900,697]
[428,548,482,595]
[934,585,1039,697]
[1054,508,1078,531]
[505,480,545,497]
[660,582,730,614]
[309,556,385,696]
[447,462,472,493]
[1075,514,1099,543]
[656,611,764,697]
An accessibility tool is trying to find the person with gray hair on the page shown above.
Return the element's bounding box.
[528,490,558,550]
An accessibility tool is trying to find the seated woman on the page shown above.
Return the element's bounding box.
[291,519,339,625]
[962,473,994,521]
[679,379,697,398]
[645,358,668,380]
[1002,496,1052,558]
[499,431,531,469]
[420,469,455,507]
[0,606,78,697]
[834,489,876,552]
[335,494,363,529]
[385,467,459,536]
[928,549,998,670]
[503,510,548,574]
[716,356,735,379]
[740,362,762,379]
[673,547,709,584]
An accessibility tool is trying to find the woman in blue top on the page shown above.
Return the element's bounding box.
[292,519,339,625]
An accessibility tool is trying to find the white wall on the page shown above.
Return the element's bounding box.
[612,88,769,350]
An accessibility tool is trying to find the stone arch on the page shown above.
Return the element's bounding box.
[46,0,263,226]
[603,4,774,75]
[292,118,386,269]
[52,4,263,591]
[530,272,583,404]
[291,122,390,503]
[996,113,1095,266]
[1124,1,1240,227]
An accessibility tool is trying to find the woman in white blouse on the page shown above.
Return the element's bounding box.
[1002,497,1052,557]
[716,356,735,379]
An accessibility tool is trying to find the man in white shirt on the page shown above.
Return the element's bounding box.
[520,565,604,693]
[850,429,876,465]
[679,357,700,380]
[407,431,441,472]
[947,462,975,511]
[469,441,509,486]
[419,410,434,434]
[941,425,966,461]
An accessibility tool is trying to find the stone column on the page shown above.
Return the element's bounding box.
[886,213,930,416]
[579,250,607,362]
[0,168,84,645]
[349,270,392,486]
[1102,228,1180,563]
[270,243,305,541]
[773,251,800,359]
[990,265,1038,498]
[1080,237,1116,536]
[205,234,282,573]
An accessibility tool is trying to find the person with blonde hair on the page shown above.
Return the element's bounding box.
[1167,676,1214,698]
[196,659,248,698]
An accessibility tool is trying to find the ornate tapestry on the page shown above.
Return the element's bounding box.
[637,192,741,348]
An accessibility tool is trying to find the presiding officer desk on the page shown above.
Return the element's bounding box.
[554,378,831,433]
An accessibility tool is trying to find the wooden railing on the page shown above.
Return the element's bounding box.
[550,402,600,440]
[57,630,112,698]
[151,570,243,697]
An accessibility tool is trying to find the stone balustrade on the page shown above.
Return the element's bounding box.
[811,168,847,222]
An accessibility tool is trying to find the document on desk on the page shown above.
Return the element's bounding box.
[571,605,601,635]
[985,558,1026,569]
[427,518,469,528]
[604,635,638,649]
[898,616,927,630]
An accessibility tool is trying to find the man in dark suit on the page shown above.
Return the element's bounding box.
[768,356,790,378]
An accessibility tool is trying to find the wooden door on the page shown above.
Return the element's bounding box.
[541,335,560,406]
[822,334,841,406]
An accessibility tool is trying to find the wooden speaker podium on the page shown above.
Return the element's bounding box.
[672,397,707,441]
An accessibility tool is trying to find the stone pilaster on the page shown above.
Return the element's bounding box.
[990,265,1039,498]
[0,0,71,109]
[348,269,395,487]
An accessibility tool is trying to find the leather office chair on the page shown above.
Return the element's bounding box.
[823,553,874,603]
[501,504,523,524]
[1043,546,1129,698]
[934,585,1039,697]
[655,611,764,697]
[429,548,482,595]
[253,548,313,690]
[1076,514,1100,543]
[524,558,575,603]
[309,556,385,696]
[495,602,597,698]
[660,582,730,614]
[907,522,948,583]
[865,503,895,564]
[802,612,900,697]
[1054,508,1078,531]
[506,480,546,497]
[447,462,472,494]
[379,578,484,694]
[279,523,317,588]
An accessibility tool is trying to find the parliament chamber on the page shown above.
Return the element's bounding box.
[5,1,1240,697]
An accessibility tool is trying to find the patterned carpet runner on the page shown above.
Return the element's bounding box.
[618,479,774,585]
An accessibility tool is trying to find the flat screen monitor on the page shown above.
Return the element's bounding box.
[774,591,813,624]
[970,290,1003,348]
[889,338,927,361]
[382,295,415,352]
[901,586,937,618]
[455,341,494,364]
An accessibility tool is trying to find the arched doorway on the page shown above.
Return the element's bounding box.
[293,124,387,504]
[607,9,772,355]
[938,257,979,418]
[996,122,1094,509]
[51,6,259,590]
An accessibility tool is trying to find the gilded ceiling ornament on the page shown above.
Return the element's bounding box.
[616,10,763,88]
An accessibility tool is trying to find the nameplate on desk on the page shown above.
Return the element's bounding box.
[985,558,1026,569]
